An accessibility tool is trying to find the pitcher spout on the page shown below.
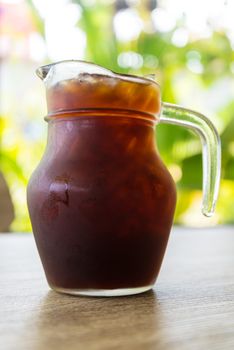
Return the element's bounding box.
[36,64,51,80]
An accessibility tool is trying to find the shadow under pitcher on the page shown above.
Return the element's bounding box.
[27,60,221,296]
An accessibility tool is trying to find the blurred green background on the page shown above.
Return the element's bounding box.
[0,0,234,231]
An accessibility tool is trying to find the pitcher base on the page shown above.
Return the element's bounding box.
[52,285,153,297]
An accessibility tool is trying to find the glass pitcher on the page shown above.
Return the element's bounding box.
[27,60,221,297]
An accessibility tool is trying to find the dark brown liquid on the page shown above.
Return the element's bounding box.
[27,75,176,290]
[46,73,161,117]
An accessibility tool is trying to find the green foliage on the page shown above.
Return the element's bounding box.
[78,1,119,70]
[1,0,234,229]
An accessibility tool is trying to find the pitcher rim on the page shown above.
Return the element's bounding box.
[36,59,160,87]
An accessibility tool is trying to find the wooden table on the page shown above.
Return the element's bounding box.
[1,227,234,350]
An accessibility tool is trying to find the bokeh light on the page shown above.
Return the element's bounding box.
[0,0,233,230]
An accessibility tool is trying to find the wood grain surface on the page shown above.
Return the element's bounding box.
[1,227,234,350]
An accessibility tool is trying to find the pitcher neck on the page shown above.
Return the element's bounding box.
[45,109,158,125]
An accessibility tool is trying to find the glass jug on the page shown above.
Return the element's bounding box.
[27,60,221,296]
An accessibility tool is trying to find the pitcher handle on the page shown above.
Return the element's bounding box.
[160,102,221,217]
